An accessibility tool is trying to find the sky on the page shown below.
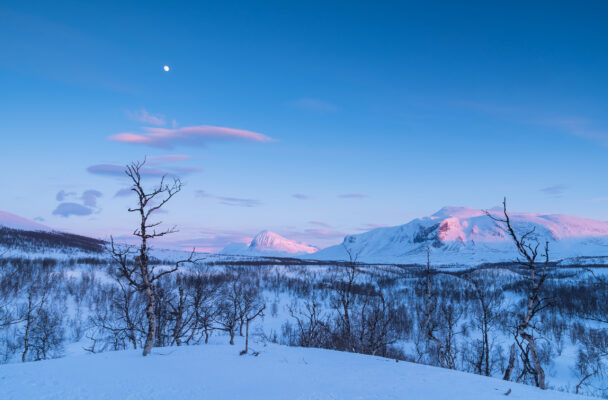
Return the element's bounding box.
[1,1,608,252]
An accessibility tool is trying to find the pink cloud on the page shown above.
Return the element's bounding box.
[126,109,166,126]
[110,125,273,149]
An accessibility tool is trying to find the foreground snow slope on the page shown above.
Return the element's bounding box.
[0,340,589,400]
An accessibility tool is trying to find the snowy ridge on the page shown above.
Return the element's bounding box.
[311,206,608,265]
[221,230,318,257]
[0,211,51,232]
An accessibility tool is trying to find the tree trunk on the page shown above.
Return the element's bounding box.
[21,294,33,363]
[244,319,250,354]
[142,285,156,356]
[229,328,235,345]
[503,343,516,381]
[525,334,546,389]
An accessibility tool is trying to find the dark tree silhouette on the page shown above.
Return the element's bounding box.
[109,159,195,356]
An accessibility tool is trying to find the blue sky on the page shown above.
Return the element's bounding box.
[1,1,608,251]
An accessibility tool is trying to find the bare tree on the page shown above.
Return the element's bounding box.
[463,269,504,376]
[330,244,361,351]
[485,198,550,389]
[239,285,265,355]
[109,159,195,356]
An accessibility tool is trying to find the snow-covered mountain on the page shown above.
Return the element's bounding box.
[311,206,608,265]
[221,230,318,257]
[0,210,104,255]
[0,211,51,232]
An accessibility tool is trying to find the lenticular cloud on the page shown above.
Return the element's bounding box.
[110,125,273,149]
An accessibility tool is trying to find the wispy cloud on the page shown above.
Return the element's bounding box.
[126,109,166,126]
[52,202,94,217]
[309,221,332,228]
[109,125,273,149]
[196,190,261,207]
[87,164,169,177]
[290,98,338,113]
[338,193,368,199]
[293,193,311,200]
[544,118,608,146]
[173,228,254,253]
[357,223,390,231]
[540,184,567,197]
[217,196,261,207]
[114,188,133,197]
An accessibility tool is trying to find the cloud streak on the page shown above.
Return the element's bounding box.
[126,109,166,126]
[87,164,169,177]
[338,193,368,199]
[109,125,273,149]
[196,190,261,207]
[540,184,567,197]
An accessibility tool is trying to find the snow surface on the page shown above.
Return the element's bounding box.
[221,230,318,257]
[312,206,608,265]
[0,339,590,400]
[0,211,51,232]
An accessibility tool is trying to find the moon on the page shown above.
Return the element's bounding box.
[163,65,170,72]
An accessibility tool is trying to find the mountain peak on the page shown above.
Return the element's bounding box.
[431,206,484,219]
[250,230,318,254]
[221,230,318,256]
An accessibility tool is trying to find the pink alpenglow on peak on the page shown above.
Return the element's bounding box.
[221,230,318,256]
[313,206,608,265]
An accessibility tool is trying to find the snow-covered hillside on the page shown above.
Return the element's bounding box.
[221,230,318,257]
[0,211,51,232]
[312,206,608,265]
[0,339,588,400]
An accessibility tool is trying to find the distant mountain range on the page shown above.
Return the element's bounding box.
[4,207,608,266]
[311,206,608,265]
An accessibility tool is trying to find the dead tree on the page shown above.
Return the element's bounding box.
[330,244,361,351]
[287,296,329,348]
[109,159,194,356]
[462,270,504,376]
[416,247,441,363]
[239,285,265,355]
[485,198,549,389]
